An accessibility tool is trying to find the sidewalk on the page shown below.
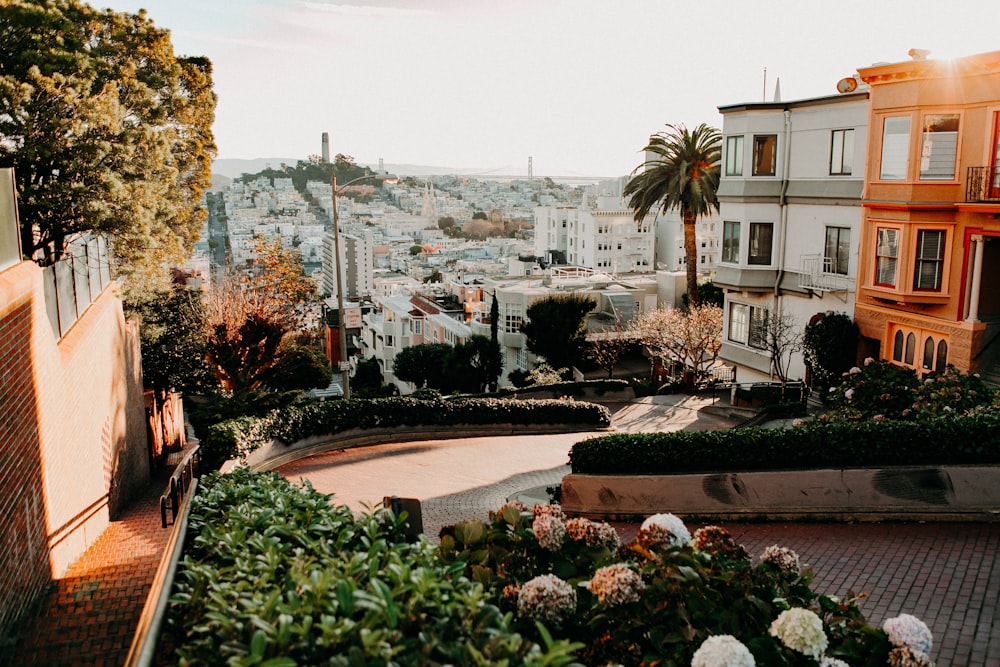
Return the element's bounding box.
[1,479,169,666]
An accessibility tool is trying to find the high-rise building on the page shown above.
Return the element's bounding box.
[321,132,330,163]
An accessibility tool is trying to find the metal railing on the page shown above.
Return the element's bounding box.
[966,166,1000,203]
[160,445,200,528]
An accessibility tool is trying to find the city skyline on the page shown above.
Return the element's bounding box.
[101,0,1000,177]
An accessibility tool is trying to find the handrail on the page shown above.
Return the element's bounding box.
[124,475,198,667]
[160,445,200,528]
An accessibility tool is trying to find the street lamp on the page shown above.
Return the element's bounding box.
[331,171,396,399]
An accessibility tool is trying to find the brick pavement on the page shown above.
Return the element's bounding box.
[1,482,168,667]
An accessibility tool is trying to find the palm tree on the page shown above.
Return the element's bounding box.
[624,123,721,307]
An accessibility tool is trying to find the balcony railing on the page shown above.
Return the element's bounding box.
[799,254,850,292]
[966,166,1000,203]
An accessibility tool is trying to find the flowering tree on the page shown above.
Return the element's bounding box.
[634,304,722,389]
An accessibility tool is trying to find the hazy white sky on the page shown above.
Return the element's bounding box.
[101,0,999,177]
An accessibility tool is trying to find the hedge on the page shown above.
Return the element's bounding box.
[568,412,1000,475]
[201,396,612,470]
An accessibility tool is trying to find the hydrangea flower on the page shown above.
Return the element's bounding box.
[564,517,620,550]
[516,574,576,626]
[532,513,566,551]
[691,526,749,561]
[820,657,850,667]
[845,388,855,400]
[883,614,933,655]
[532,503,566,520]
[691,635,756,667]
[887,646,936,667]
[760,545,800,576]
[637,513,690,548]
[769,608,828,659]
[587,563,645,606]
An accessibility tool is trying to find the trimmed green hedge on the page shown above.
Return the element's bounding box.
[569,412,1000,475]
[201,396,611,470]
[160,469,580,665]
[488,379,632,399]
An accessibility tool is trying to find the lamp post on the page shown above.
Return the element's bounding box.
[331,171,395,399]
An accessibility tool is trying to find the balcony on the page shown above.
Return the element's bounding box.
[966,166,1000,203]
[799,255,851,292]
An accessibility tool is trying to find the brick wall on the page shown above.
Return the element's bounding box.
[0,261,149,633]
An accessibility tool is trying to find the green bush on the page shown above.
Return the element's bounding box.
[200,396,612,468]
[161,470,582,665]
[568,411,1000,475]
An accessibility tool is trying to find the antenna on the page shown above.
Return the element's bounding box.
[762,67,767,102]
[528,156,533,180]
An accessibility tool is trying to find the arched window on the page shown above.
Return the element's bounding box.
[892,330,904,362]
[905,333,916,365]
[936,339,948,372]
[923,336,935,370]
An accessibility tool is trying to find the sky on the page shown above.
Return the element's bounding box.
[99,0,1000,178]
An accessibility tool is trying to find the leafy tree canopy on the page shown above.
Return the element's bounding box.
[521,294,596,372]
[392,343,452,389]
[0,0,217,291]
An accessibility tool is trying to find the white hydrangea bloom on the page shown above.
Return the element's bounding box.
[691,635,756,667]
[883,614,933,655]
[820,656,850,667]
[587,563,645,606]
[516,574,576,626]
[639,513,690,547]
[769,608,828,659]
[532,513,566,551]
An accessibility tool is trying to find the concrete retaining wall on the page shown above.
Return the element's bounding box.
[561,466,1000,522]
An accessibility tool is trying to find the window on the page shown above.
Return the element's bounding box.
[824,226,850,275]
[503,303,523,333]
[880,116,910,180]
[722,221,740,263]
[920,114,959,180]
[747,222,773,265]
[875,228,899,287]
[412,319,422,335]
[914,230,945,291]
[892,326,949,373]
[830,129,854,175]
[729,303,767,349]
[385,334,394,347]
[752,135,777,176]
[725,136,744,176]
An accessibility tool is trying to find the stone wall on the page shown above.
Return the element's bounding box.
[0,261,148,633]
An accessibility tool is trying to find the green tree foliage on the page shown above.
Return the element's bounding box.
[624,123,721,307]
[259,338,332,392]
[437,215,456,231]
[471,210,488,220]
[449,335,503,393]
[392,343,452,389]
[802,311,859,393]
[521,294,596,372]
[351,356,389,397]
[0,0,216,289]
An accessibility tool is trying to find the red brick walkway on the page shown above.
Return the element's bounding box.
[1,484,168,666]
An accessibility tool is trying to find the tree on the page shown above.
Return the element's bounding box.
[471,211,488,220]
[802,312,859,393]
[424,268,443,283]
[409,245,424,256]
[760,310,803,388]
[351,356,387,397]
[437,216,456,231]
[635,304,722,390]
[259,338,332,392]
[393,343,452,389]
[521,294,596,373]
[624,124,721,307]
[450,335,503,393]
[586,315,639,379]
[0,1,216,290]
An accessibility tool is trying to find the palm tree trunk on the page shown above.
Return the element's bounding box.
[683,209,699,307]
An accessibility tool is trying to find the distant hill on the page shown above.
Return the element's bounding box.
[212,158,614,182]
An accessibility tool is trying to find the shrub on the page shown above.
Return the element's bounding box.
[199,396,612,468]
[568,411,1000,475]
[161,470,583,665]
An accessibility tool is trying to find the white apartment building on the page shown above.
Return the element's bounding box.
[534,195,656,273]
[714,89,869,382]
[321,229,374,299]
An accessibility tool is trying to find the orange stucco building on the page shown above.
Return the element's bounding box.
[853,50,1000,375]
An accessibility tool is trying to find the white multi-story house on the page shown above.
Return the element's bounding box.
[534,195,656,273]
[321,229,374,299]
[714,88,869,382]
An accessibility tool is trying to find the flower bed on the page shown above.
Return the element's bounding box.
[163,470,939,665]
